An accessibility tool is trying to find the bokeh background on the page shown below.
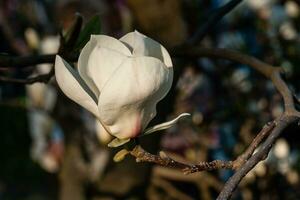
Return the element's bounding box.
[0,0,300,199]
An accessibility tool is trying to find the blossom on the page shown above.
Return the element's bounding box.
[55,31,189,147]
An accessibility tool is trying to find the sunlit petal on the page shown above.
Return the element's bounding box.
[78,35,132,97]
[143,113,191,135]
[88,47,128,91]
[55,55,99,118]
[120,30,172,68]
[98,56,173,139]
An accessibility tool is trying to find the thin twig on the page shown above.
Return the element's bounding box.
[128,120,275,174]
[0,54,56,68]
[130,146,190,170]
[128,46,300,199]
[172,46,300,199]
[0,14,82,84]
[130,144,234,173]
[217,115,297,200]
[232,121,275,169]
[0,69,54,84]
[172,47,300,117]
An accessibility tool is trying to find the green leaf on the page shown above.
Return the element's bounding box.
[75,15,101,50]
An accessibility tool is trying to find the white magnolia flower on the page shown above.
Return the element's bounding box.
[55,31,189,147]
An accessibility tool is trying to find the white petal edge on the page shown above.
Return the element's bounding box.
[90,35,132,56]
[55,55,100,118]
[143,113,191,135]
[95,120,113,144]
[97,56,172,139]
[119,30,173,68]
[87,46,128,92]
[77,40,100,97]
[78,35,132,97]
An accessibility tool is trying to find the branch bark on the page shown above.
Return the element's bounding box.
[217,115,297,200]
[128,47,300,199]
[128,120,275,174]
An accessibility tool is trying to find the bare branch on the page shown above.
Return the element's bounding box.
[0,68,54,84]
[232,121,275,169]
[0,14,82,84]
[130,145,235,172]
[0,54,56,68]
[172,47,300,117]
[128,47,300,199]
[128,120,275,174]
[217,115,297,200]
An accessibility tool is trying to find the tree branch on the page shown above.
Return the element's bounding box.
[217,115,297,200]
[128,119,275,174]
[0,14,82,84]
[128,47,300,199]
[172,47,300,117]
[172,47,300,199]
[0,54,56,68]
[0,67,54,84]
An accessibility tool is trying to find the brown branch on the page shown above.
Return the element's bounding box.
[171,47,274,77]
[232,121,275,169]
[0,0,242,76]
[0,54,56,68]
[172,47,299,199]
[217,115,297,200]
[128,119,275,174]
[130,146,190,170]
[172,47,300,117]
[128,47,300,199]
[0,14,82,84]
[130,145,234,173]
[0,68,54,84]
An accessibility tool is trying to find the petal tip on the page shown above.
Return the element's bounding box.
[55,55,63,63]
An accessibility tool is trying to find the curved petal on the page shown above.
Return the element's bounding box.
[77,40,100,97]
[120,31,173,68]
[55,55,99,118]
[78,35,132,97]
[143,113,191,135]
[87,47,128,92]
[95,120,113,144]
[98,56,173,139]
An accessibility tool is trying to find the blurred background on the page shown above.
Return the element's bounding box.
[0,0,300,199]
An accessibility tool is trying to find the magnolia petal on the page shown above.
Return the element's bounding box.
[113,149,129,162]
[98,56,173,139]
[88,47,128,91]
[120,30,173,68]
[95,120,113,144]
[90,35,132,56]
[77,40,100,97]
[54,55,99,118]
[108,138,130,148]
[78,35,132,97]
[143,113,191,135]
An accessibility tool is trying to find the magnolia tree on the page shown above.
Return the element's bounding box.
[0,0,300,199]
